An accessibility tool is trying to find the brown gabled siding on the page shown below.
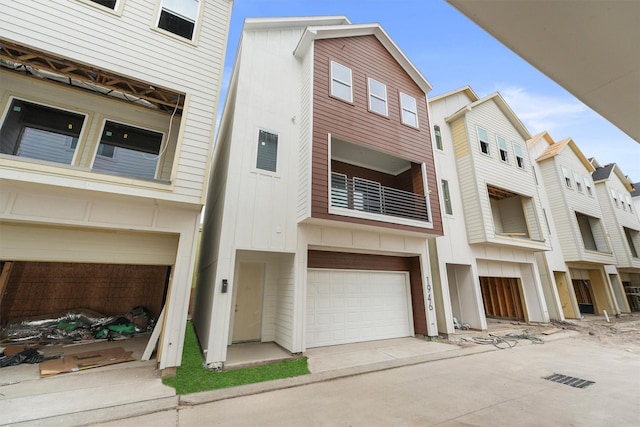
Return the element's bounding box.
[308,250,427,334]
[311,35,442,235]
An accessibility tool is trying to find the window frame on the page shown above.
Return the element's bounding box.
[0,96,87,166]
[77,0,125,15]
[367,77,388,116]
[513,143,525,169]
[611,188,619,208]
[91,119,166,180]
[255,128,279,174]
[496,135,509,163]
[583,175,593,196]
[434,125,443,151]
[330,61,353,103]
[153,0,202,43]
[477,127,490,155]
[441,179,453,215]
[399,92,419,128]
[574,172,583,192]
[562,167,573,189]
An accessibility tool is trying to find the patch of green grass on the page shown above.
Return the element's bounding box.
[162,322,310,395]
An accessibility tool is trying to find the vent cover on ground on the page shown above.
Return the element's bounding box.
[544,373,595,389]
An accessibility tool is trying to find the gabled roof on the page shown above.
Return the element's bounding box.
[293,22,432,94]
[244,16,351,30]
[591,159,634,191]
[526,131,555,148]
[429,86,479,103]
[534,136,595,172]
[631,182,640,197]
[444,92,530,140]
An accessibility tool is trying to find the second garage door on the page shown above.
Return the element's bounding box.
[306,269,413,348]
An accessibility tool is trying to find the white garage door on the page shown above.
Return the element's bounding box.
[306,269,413,348]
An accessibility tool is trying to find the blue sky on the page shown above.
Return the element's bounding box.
[219,0,639,182]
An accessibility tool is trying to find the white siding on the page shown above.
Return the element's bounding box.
[297,45,314,222]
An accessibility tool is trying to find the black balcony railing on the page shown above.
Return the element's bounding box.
[331,172,429,222]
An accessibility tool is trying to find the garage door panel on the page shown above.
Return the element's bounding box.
[306,270,412,348]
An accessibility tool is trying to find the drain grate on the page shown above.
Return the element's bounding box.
[544,373,595,389]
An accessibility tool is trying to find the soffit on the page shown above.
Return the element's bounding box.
[447,0,640,143]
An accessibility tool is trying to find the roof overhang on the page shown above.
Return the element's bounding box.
[293,23,432,94]
[447,0,640,143]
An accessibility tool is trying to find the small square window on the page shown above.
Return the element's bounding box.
[368,78,387,116]
[562,167,572,188]
[434,125,443,150]
[400,92,418,128]
[514,144,525,169]
[477,127,490,155]
[256,130,278,172]
[157,0,200,41]
[330,61,352,103]
[496,136,508,162]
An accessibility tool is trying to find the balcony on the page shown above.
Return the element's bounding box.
[331,173,429,222]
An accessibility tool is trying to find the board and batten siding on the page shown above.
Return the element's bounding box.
[310,35,442,235]
[0,0,232,205]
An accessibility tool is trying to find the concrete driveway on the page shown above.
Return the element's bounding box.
[174,335,640,426]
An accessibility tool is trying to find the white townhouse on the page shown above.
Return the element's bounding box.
[195,17,444,368]
[528,134,624,318]
[429,87,552,334]
[0,0,232,369]
[590,159,638,311]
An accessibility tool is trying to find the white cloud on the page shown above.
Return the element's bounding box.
[496,86,588,135]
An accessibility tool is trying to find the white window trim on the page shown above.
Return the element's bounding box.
[252,127,280,177]
[434,125,443,151]
[583,175,593,196]
[77,0,125,15]
[399,92,419,128]
[513,143,525,169]
[367,77,388,116]
[611,188,619,207]
[496,135,509,163]
[152,0,202,44]
[562,167,573,189]
[330,61,353,103]
[574,172,583,192]
[477,126,490,156]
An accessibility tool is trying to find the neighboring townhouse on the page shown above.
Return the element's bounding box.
[195,17,442,368]
[429,88,552,335]
[590,159,638,312]
[0,0,232,369]
[528,134,622,317]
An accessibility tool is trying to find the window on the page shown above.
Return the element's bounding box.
[157,0,200,41]
[331,173,348,208]
[368,78,387,116]
[496,136,508,162]
[574,172,583,192]
[583,175,593,196]
[611,189,619,207]
[256,130,278,172]
[434,125,443,150]
[400,92,418,127]
[624,227,639,258]
[477,127,490,155]
[626,195,633,213]
[562,167,572,188]
[88,0,117,8]
[330,61,352,103]
[514,144,525,169]
[619,191,626,210]
[441,179,452,215]
[92,121,163,180]
[0,98,84,165]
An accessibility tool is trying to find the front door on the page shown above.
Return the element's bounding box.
[232,262,264,342]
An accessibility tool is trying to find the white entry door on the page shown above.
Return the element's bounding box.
[232,263,264,342]
[306,269,412,348]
